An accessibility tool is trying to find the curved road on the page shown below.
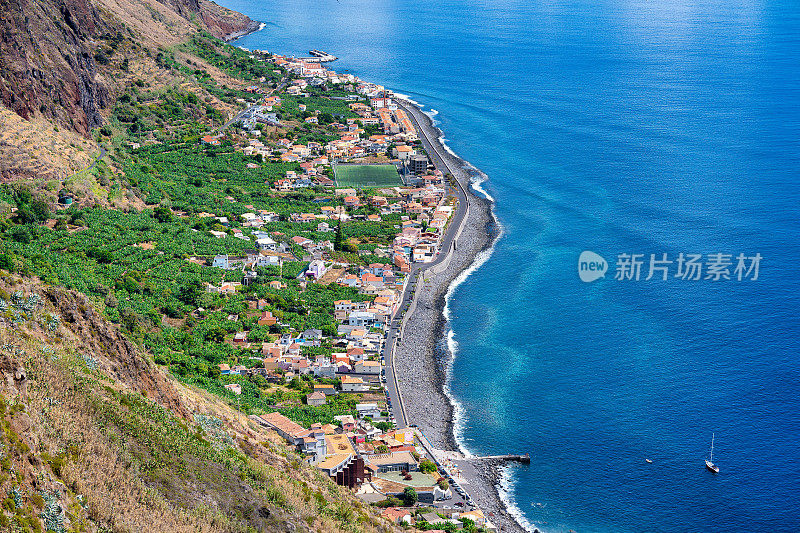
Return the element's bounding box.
[66,147,107,182]
[383,98,473,429]
[218,78,289,132]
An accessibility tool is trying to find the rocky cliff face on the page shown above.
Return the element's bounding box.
[0,0,256,137]
[0,0,113,135]
[158,0,201,17]
[199,0,261,41]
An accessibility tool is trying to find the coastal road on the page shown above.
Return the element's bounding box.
[382,98,473,430]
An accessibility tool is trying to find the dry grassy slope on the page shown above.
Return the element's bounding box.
[0,106,98,182]
[0,274,403,532]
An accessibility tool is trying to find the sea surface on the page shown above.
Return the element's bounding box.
[218,1,800,531]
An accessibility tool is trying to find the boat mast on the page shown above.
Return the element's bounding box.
[710,433,715,462]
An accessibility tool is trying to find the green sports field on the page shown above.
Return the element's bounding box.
[334,164,402,188]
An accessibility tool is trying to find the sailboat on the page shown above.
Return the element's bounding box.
[705,433,720,473]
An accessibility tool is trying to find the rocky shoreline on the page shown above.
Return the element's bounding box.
[197,0,263,42]
[394,102,529,533]
[223,20,263,42]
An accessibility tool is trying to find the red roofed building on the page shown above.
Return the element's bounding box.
[347,347,365,361]
[258,311,277,326]
[394,254,410,273]
[381,508,412,525]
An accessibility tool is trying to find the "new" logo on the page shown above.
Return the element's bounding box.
[578,251,607,282]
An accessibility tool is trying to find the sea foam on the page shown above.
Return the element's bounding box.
[399,94,525,531]
[499,465,540,533]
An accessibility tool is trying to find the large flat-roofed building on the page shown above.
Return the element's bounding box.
[316,434,370,488]
[364,451,418,473]
[318,453,370,489]
[253,413,327,463]
[409,154,428,175]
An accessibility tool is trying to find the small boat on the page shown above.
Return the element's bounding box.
[645,458,653,464]
[705,433,720,473]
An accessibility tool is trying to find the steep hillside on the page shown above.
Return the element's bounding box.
[0,0,255,138]
[0,274,401,532]
[0,0,116,136]
[0,106,98,182]
[199,0,262,41]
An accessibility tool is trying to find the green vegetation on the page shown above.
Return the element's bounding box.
[418,458,438,474]
[0,29,403,431]
[334,164,403,188]
[119,141,305,212]
[401,486,418,506]
[182,32,283,84]
[113,86,219,137]
[280,96,358,121]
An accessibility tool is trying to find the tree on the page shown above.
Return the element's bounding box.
[419,458,437,474]
[12,188,32,208]
[13,208,36,225]
[177,279,204,306]
[88,247,113,264]
[375,421,393,432]
[289,376,305,391]
[8,226,32,243]
[0,252,17,272]
[30,199,50,221]
[401,487,417,506]
[205,326,226,343]
[153,206,173,223]
[333,220,343,251]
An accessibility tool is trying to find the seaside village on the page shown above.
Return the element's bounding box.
[179,50,498,531]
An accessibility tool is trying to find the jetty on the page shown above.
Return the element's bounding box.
[477,454,531,464]
[297,50,337,63]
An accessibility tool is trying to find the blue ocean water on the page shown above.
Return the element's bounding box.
[218,1,800,530]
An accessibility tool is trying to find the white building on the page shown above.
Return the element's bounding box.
[354,360,381,375]
[340,376,370,393]
[305,260,328,280]
[256,236,277,250]
[355,403,381,419]
[348,311,377,328]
